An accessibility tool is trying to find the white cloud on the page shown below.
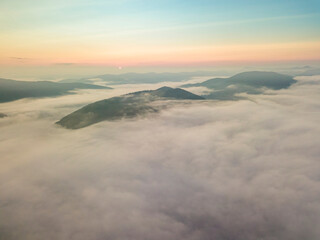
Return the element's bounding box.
[0,76,319,239]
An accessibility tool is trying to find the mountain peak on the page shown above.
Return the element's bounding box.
[230,71,291,79]
[181,71,296,100]
[57,87,203,129]
[151,86,204,100]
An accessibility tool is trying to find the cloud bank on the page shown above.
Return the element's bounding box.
[0,76,319,240]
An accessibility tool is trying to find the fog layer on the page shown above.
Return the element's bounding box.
[0,76,319,240]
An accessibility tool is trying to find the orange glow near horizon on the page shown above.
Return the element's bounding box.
[1,0,319,69]
[1,41,319,67]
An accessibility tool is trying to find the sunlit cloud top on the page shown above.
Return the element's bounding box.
[1,0,320,67]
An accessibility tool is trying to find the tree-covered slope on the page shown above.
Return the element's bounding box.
[181,71,296,100]
[0,78,111,103]
[57,87,204,129]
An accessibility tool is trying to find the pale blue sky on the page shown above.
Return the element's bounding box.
[0,0,319,69]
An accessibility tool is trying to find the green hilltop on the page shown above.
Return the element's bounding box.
[56,87,204,129]
[57,71,298,129]
[0,78,111,103]
[181,71,296,100]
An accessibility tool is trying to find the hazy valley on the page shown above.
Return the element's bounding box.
[1,70,320,239]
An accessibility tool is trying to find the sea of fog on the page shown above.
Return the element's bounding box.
[0,76,320,240]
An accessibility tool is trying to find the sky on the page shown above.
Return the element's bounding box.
[0,0,320,72]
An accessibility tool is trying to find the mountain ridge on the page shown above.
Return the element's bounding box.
[0,78,111,103]
[181,71,296,100]
[56,86,204,129]
[59,72,217,85]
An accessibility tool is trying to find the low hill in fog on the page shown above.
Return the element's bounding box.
[181,71,296,100]
[57,87,204,129]
[0,78,111,103]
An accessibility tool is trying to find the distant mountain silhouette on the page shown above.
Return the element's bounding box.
[296,68,320,76]
[57,87,204,129]
[0,78,111,103]
[60,72,216,85]
[181,71,296,100]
